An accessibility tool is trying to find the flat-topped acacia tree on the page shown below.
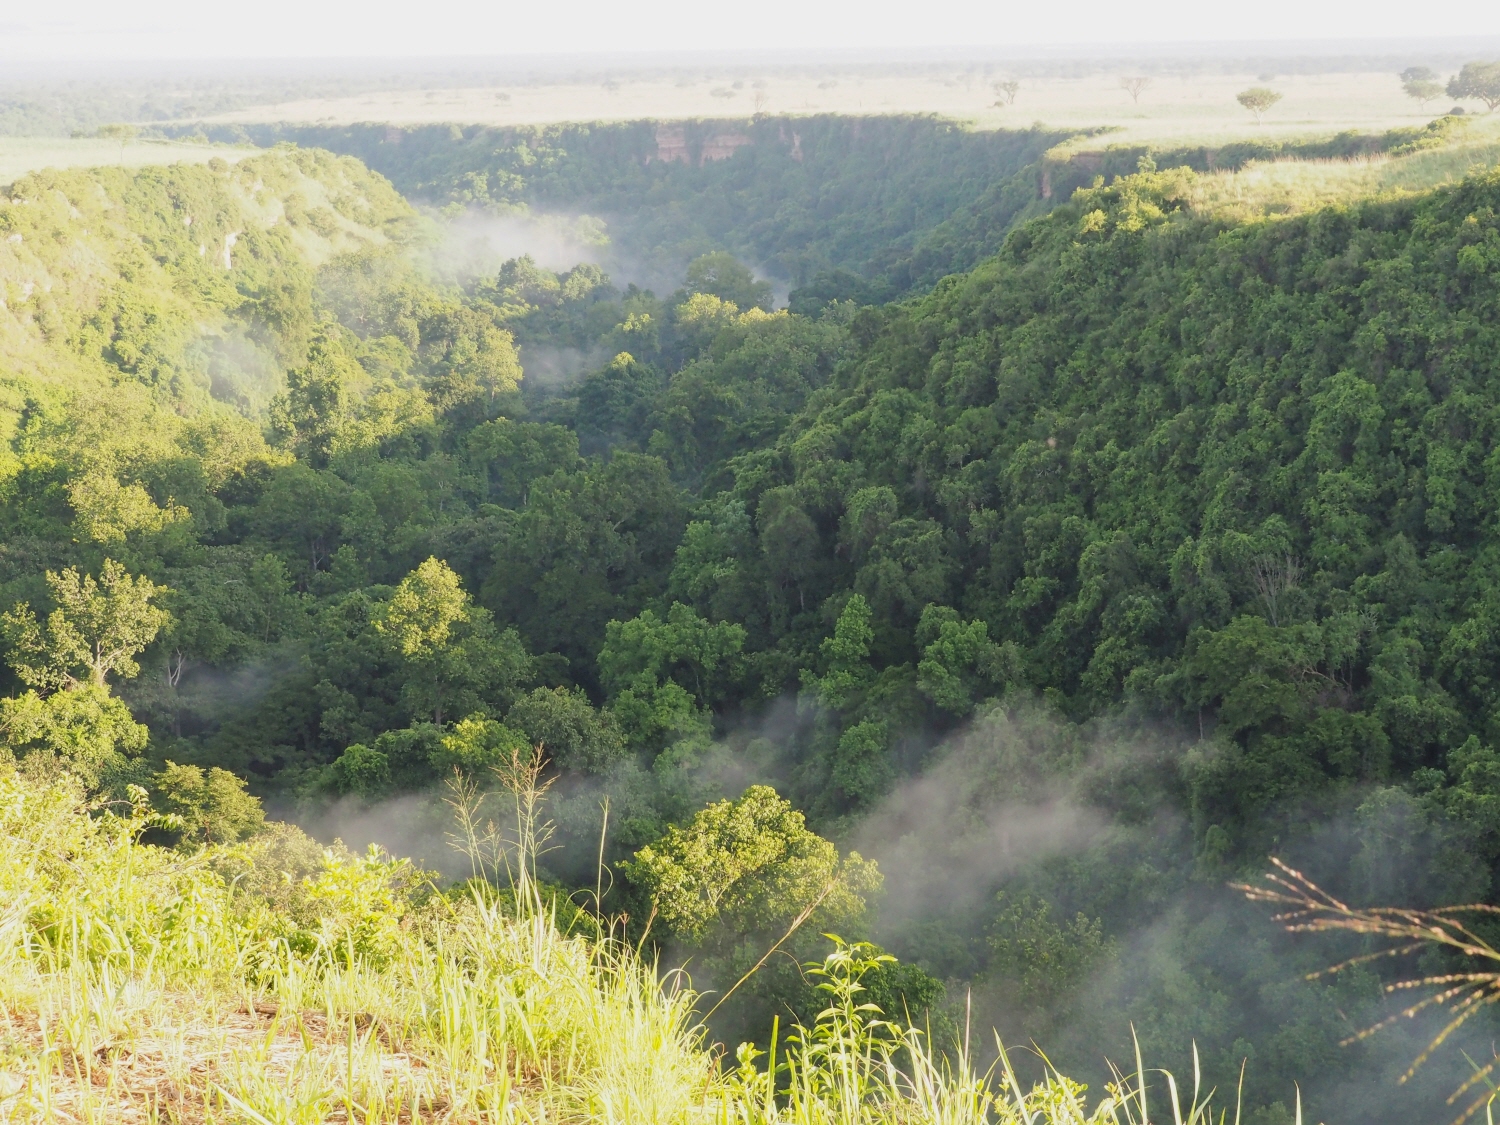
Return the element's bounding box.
[1236,86,1283,124]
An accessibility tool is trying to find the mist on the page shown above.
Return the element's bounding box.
[189,327,283,417]
[835,700,1499,1120]
[299,789,471,879]
[431,205,781,309]
[513,343,614,389]
[853,708,1111,941]
[428,208,610,282]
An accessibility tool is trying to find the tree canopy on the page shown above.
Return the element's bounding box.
[1235,87,1282,123]
[1448,62,1500,111]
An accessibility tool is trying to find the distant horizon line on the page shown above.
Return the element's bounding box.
[3,37,1500,71]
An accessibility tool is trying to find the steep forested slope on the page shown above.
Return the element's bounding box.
[744,165,1500,832]
[646,164,1500,1117]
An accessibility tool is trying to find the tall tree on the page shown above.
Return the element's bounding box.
[622,784,879,945]
[681,252,773,313]
[375,557,530,726]
[3,560,170,692]
[1403,78,1445,108]
[269,329,363,467]
[1448,62,1500,111]
[1,560,165,785]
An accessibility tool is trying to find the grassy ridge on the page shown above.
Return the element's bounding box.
[0,762,1221,1124]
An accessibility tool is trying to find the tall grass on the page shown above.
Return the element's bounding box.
[0,758,1234,1123]
[1186,141,1500,220]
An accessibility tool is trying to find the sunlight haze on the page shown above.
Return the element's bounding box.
[2,0,1496,58]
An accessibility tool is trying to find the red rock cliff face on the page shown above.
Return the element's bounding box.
[649,124,755,165]
[697,132,753,163]
[652,125,691,164]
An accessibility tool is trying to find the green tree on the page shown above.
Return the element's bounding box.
[621,785,884,1037]
[506,686,626,773]
[670,294,746,358]
[622,784,879,945]
[68,474,189,546]
[330,740,394,798]
[269,329,363,467]
[464,418,580,507]
[379,557,469,667]
[831,719,892,807]
[245,463,351,583]
[802,595,875,710]
[596,601,738,761]
[1403,78,1445,108]
[759,487,823,613]
[915,604,1019,715]
[483,453,686,671]
[575,352,659,453]
[3,560,170,692]
[1235,87,1282,124]
[326,724,448,797]
[681,252,773,313]
[95,122,136,163]
[1174,617,1317,737]
[429,714,531,777]
[415,303,523,414]
[987,893,1114,1008]
[152,761,265,845]
[246,553,303,643]
[0,684,148,787]
[609,679,710,760]
[375,558,530,726]
[1448,62,1500,111]
[599,602,745,706]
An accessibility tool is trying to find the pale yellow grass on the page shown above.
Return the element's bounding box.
[202,70,1452,151]
[0,138,256,190]
[1189,129,1500,219]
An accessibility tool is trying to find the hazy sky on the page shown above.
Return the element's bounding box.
[0,0,1494,60]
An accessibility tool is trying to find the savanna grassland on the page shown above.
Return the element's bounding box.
[201,69,1444,148]
[8,54,1500,1123]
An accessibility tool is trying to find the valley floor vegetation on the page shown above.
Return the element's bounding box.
[12,98,1500,1122]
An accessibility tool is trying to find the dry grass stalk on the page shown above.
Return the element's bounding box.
[1237,856,1500,1124]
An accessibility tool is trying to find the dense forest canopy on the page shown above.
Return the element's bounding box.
[7,116,1500,1121]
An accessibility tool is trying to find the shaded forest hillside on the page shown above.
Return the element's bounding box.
[186,117,1077,299]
